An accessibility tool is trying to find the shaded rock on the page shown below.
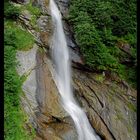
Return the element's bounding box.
[37,15,51,32]
[118,42,131,55]
[32,0,40,7]
[48,122,78,140]
[19,15,32,30]
[21,10,32,20]
[11,0,30,4]
[36,120,78,140]
[36,120,77,140]
[68,47,83,64]
[55,0,70,18]
[37,15,52,48]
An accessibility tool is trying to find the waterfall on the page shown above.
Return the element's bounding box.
[49,0,100,140]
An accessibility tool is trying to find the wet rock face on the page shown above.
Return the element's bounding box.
[72,69,137,140]
[36,50,68,118]
[55,0,70,18]
[37,16,50,32]
[16,45,78,139]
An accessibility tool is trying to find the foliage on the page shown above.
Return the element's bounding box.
[21,1,41,30]
[4,2,20,19]
[4,1,35,139]
[25,2,41,17]
[69,0,136,87]
[5,21,34,50]
[4,45,35,140]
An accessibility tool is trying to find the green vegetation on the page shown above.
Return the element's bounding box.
[4,1,35,140]
[69,0,137,87]
[4,1,20,19]
[5,21,34,50]
[94,74,105,83]
[25,2,41,16]
[21,1,41,30]
[127,102,137,112]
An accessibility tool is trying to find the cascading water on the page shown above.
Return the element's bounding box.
[49,0,100,140]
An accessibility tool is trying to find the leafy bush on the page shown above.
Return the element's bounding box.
[21,1,41,30]
[5,21,34,50]
[4,2,20,19]
[4,44,34,140]
[69,0,137,87]
[4,3,35,138]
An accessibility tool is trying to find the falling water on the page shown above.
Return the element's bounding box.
[49,0,100,140]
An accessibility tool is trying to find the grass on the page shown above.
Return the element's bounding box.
[20,1,41,31]
[5,20,34,51]
[94,74,105,83]
[127,102,137,112]
[4,2,36,139]
[4,45,35,140]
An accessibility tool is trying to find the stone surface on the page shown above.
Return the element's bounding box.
[16,44,38,76]
[36,50,68,118]
[16,44,77,139]
[72,69,137,140]
[55,0,70,18]
[40,31,51,47]
[37,16,50,32]
[22,10,32,21]
[32,0,49,14]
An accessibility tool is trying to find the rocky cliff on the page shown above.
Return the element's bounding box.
[15,0,136,140]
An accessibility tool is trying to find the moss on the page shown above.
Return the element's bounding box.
[20,0,41,31]
[4,2,36,138]
[21,1,41,17]
[116,112,124,121]
[5,21,34,51]
[126,121,133,134]
[127,102,137,112]
[30,15,40,31]
[94,74,105,83]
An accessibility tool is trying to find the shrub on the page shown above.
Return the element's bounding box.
[5,22,34,50]
[4,3,35,138]
[4,2,20,19]
[69,0,136,87]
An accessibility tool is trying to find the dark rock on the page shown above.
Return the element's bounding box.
[11,0,30,4]
[117,41,131,55]
[55,0,70,18]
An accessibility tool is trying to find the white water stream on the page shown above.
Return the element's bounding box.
[49,0,100,140]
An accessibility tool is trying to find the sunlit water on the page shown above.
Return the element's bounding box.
[49,0,100,139]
